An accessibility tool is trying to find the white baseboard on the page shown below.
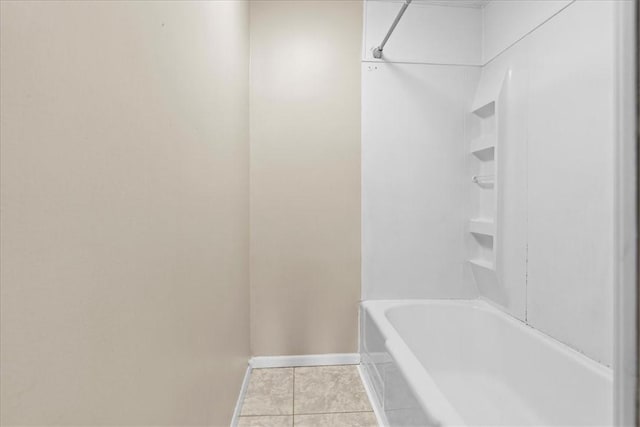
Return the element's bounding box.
[249,353,360,369]
[357,364,387,427]
[229,365,252,427]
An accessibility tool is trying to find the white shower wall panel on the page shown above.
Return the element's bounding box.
[363,1,482,65]
[364,0,574,67]
[524,0,615,367]
[361,0,617,366]
[470,0,615,365]
[482,0,573,64]
[362,62,479,300]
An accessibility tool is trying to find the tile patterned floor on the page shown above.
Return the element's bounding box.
[238,365,377,427]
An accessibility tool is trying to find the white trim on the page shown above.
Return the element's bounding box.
[613,0,638,425]
[229,365,252,427]
[249,353,360,369]
[358,364,388,427]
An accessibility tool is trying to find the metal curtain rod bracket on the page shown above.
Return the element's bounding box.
[373,0,413,59]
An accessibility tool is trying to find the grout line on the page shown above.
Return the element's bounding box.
[237,415,292,418]
[294,410,375,416]
[241,366,374,420]
[238,414,293,418]
[294,363,356,368]
[238,410,374,418]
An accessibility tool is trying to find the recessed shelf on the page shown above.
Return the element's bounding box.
[471,100,495,118]
[469,218,495,236]
[470,135,495,156]
[468,258,495,271]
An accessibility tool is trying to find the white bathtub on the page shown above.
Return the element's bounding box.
[360,300,613,426]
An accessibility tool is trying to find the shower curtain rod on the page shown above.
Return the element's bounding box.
[372,0,413,59]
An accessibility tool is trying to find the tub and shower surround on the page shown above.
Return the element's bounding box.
[361,0,618,425]
[360,300,612,426]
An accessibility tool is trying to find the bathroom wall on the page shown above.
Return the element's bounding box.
[362,0,483,300]
[364,0,575,67]
[362,62,479,300]
[520,0,615,366]
[362,0,617,366]
[0,1,250,425]
[249,1,363,356]
[470,0,616,365]
[363,0,482,65]
[482,0,573,63]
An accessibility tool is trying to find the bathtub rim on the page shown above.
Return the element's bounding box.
[360,298,613,427]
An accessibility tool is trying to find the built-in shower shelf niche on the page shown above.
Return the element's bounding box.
[467,71,509,291]
[469,218,495,236]
[470,135,495,158]
[468,258,495,271]
[468,94,498,221]
[471,100,495,118]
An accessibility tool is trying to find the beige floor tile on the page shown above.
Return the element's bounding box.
[294,412,378,427]
[237,415,293,427]
[241,368,294,416]
[294,365,372,414]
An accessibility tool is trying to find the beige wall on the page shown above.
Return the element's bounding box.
[0,1,249,426]
[249,1,362,356]
[1,0,364,423]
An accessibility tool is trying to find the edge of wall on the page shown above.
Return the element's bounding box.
[357,364,388,427]
[230,365,252,427]
[613,0,639,424]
